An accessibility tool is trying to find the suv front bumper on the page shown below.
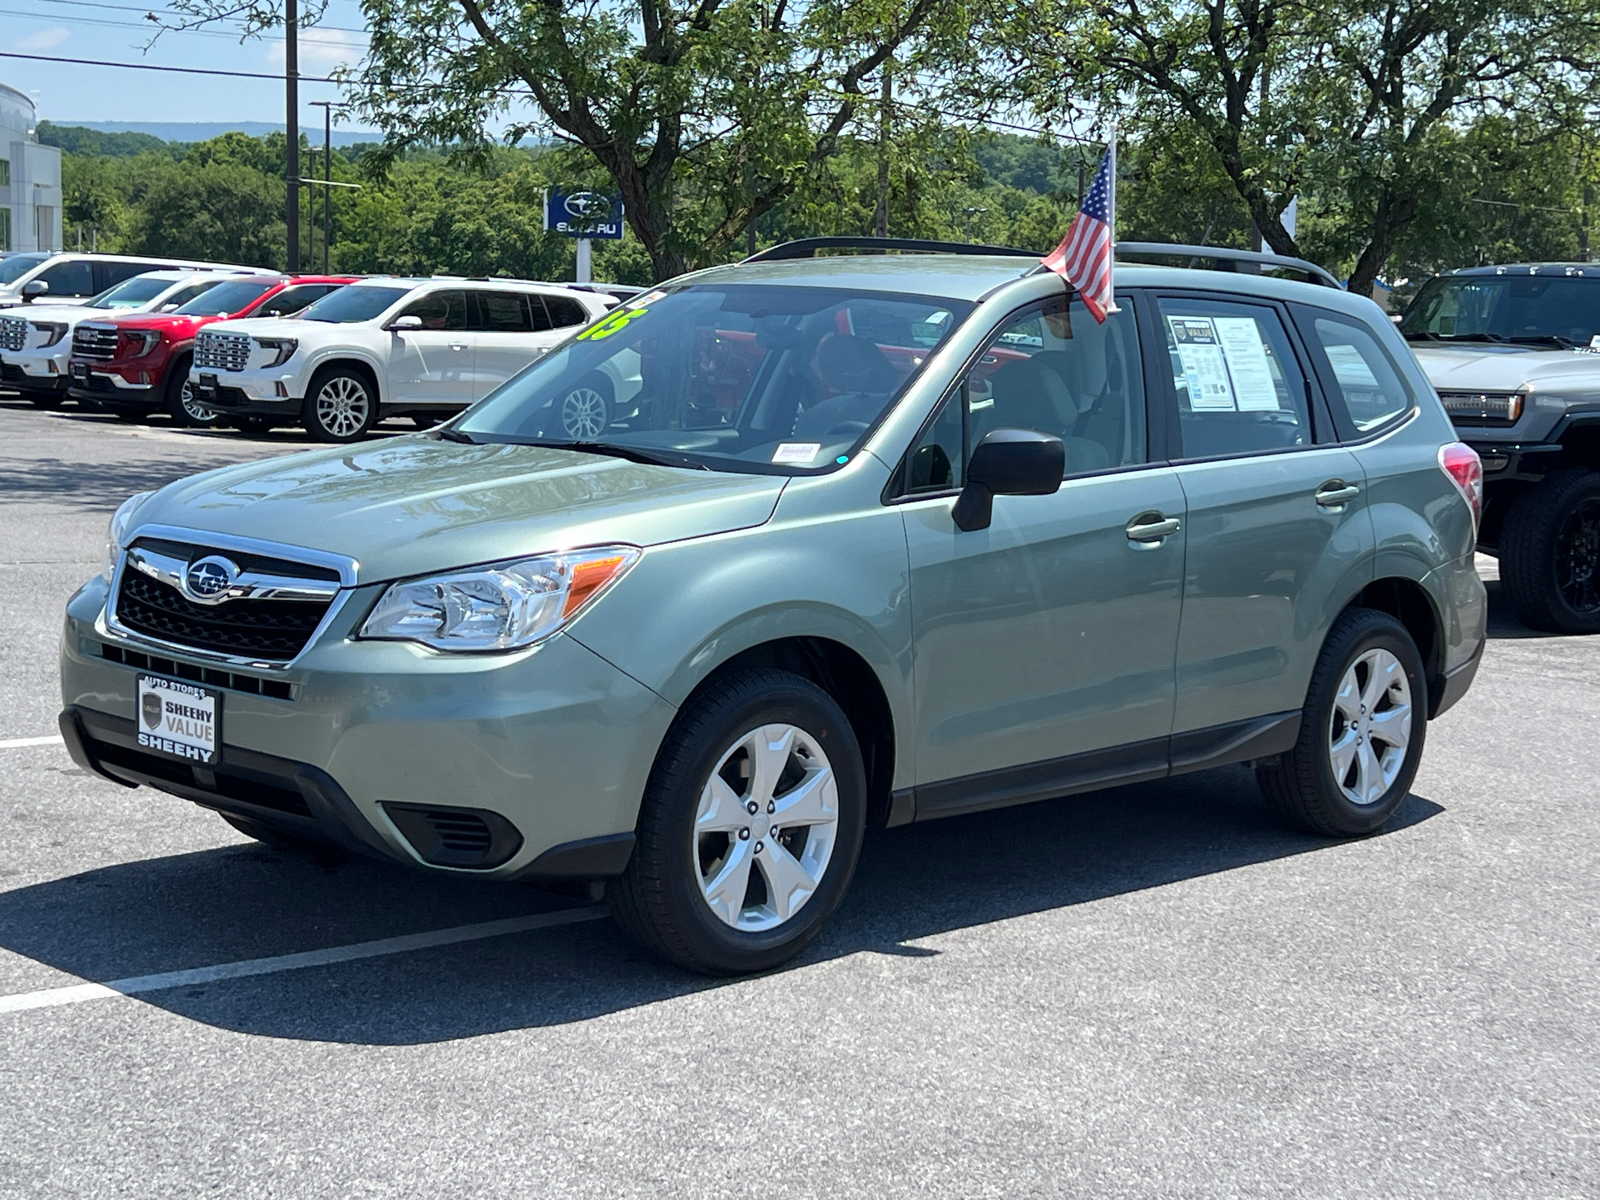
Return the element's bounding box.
[60,576,676,880]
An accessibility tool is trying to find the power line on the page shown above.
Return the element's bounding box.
[0,47,343,81]
[5,6,364,44]
[18,0,368,33]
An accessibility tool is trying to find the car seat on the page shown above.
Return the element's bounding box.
[792,335,899,439]
[978,358,1110,474]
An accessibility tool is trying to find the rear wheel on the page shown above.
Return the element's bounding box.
[303,366,378,443]
[611,669,867,974]
[1257,608,1427,837]
[1499,470,1600,634]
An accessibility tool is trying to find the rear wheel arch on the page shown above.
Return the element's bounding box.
[1345,575,1444,713]
[674,637,898,827]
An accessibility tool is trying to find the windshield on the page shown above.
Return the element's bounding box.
[0,254,49,286]
[87,276,178,309]
[298,285,411,324]
[1401,274,1600,346]
[455,283,973,475]
[174,279,278,316]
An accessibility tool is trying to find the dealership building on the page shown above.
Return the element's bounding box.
[1,82,62,253]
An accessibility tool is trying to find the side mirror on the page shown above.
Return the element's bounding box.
[951,428,1065,532]
[388,314,423,331]
[21,280,48,301]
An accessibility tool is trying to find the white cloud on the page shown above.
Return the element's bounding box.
[266,28,366,72]
[16,27,70,51]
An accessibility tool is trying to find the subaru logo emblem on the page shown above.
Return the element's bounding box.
[564,191,610,220]
[185,555,239,602]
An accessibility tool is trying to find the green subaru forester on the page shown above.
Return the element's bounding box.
[60,242,1487,974]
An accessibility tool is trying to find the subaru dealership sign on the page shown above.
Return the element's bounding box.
[545,189,625,239]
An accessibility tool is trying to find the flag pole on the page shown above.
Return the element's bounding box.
[1104,121,1120,314]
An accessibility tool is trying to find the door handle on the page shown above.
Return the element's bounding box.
[1126,512,1181,545]
[450,342,467,352]
[1315,480,1361,510]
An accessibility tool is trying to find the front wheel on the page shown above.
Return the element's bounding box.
[611,669,867,974]
[303,367,378,443]
[1499,470,1600,634]
[1257,608,1427,837]
[163,358,218,428]
[557,374,614,439]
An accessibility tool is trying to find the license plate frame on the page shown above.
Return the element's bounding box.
[197,372,219,397]
[135,674,223,765]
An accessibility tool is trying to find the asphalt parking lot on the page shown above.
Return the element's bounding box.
[1,394,1596,1199]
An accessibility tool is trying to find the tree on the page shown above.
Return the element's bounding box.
[990,0,1600,293]
[340,0,973,280]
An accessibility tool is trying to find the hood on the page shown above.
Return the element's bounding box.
[1412,343,1600,393]
[127,436,788,583]
[1,304,97,324]
[110,313,217,337]
[203,317,307,339]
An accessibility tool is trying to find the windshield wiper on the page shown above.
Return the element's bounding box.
[1506,334,1582,349]
[433,426,477,444]
[509,438,710,470]
[1402,330,1442,341]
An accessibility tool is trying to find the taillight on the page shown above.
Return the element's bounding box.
[1438,441,1483,533]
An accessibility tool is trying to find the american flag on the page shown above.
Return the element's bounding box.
[1042,143,1116,322]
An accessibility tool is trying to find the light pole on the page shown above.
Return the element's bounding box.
[285,0,299,271]
[309,100,333,273]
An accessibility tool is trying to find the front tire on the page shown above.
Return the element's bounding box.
[163,357,217,428]
[611,669,867,974]
[303,366,378,443]
[1499,470,1600,634]
[1257,608,1427,837]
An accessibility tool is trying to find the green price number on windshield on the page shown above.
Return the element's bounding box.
[576,306,649,342]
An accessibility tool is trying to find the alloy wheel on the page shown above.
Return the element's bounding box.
[560,387,609,438]
[1556,497,1600,615]
[1327,648,1412,806]
[316,376,371,440]
[692,723,840,932]
[179,380,218,425]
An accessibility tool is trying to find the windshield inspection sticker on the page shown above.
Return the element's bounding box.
[772,442,822,465]
[1168,317,1236,410]
[1212,316,1281,411]
[136,674,220,765]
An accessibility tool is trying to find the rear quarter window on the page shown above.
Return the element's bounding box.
[1300,310,1415,436]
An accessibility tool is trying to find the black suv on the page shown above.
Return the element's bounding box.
[1401,264,1600,632]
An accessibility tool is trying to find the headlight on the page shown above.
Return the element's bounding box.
[359,546,640,652]
[124,331,162,358]
[253,337,298,367]
[31,321,68,348]
[104,491,152,581]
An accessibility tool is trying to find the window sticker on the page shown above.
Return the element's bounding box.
[772,442,821,465]
[628,289,668,309]
[1212,316,1280,411]
[1168,317,1236,410]
[1323,343,1380,389]
[576,305,648,342]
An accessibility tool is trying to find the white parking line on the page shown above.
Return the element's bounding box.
[0,907,608,1015]
[0,735,62,750]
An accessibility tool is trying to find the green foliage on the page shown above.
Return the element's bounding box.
[36,122,179,159]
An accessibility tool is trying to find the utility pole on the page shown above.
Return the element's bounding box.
[285,0,300,271]
[310,100,332,273]
[874,63,892,239]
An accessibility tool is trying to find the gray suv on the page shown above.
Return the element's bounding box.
[59,240,1486,974]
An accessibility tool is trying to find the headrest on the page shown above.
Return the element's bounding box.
[816,334,899,394]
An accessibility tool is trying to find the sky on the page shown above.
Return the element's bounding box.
[3,0,384,130]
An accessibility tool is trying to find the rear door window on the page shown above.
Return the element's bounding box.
[544,295,590,328]
[1298,311,1415,435]
[1156,297,1314,459]
[472,291,534,333]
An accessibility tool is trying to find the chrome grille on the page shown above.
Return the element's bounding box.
[111,538,341,663]
[195,330,251,372]
[1438,391,1522,426]
[0,315,25,353]
[73,322,119,361]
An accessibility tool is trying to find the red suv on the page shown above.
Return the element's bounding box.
[69,275,359,426]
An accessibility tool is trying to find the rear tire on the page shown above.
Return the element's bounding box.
[611,668,867,974]
[1257,608,1427,837]
[303,365,378,443]
[1499,470,1600,634]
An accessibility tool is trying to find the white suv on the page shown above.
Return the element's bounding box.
[0,252,268,309]
[0,271,246,408]
[191,278,613,442]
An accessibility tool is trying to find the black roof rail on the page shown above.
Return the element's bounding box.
[1114,242,1341,289]
[744,236,1040,263]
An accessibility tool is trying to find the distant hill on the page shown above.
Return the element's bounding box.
[45,120,383,149]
